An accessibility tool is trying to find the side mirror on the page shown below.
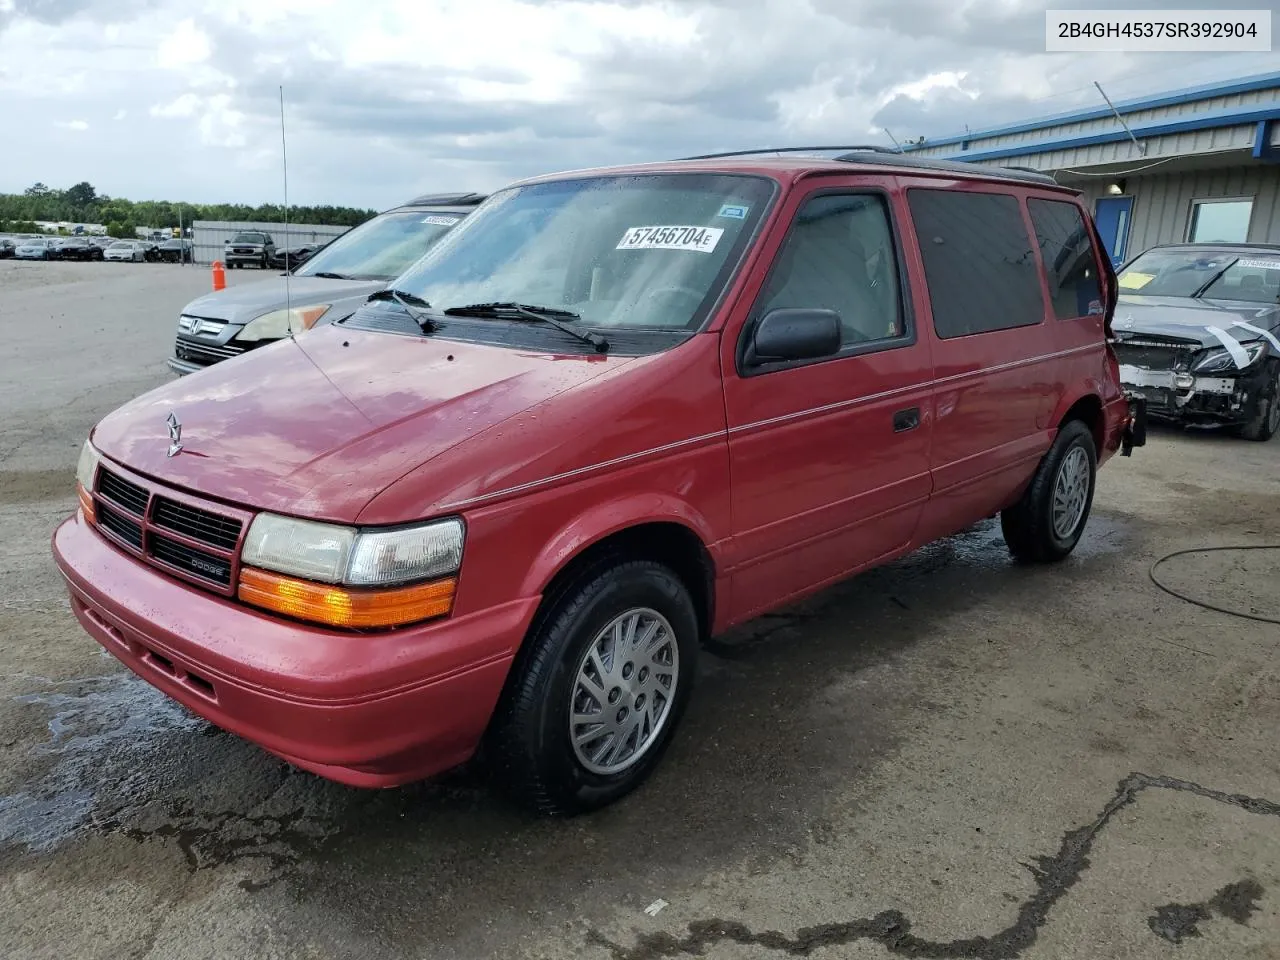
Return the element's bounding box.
[749,308,842,365]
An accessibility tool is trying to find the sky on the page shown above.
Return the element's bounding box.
[1,0,1277,210]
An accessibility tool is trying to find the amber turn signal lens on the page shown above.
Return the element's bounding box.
[237,567,455,628]
[76,481,96,525]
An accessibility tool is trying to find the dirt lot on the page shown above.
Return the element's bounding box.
[1,259,1278,960]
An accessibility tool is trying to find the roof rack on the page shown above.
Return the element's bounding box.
[676,145,901,161]
[404,192,488,207]
[834,151,1058,185]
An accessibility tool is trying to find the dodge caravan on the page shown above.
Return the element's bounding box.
[54,149,1143,814]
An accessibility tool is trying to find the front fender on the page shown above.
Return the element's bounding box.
[517,493,721,599]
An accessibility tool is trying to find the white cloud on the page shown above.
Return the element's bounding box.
[113,108,127,120]
[156,18,210,69]
[55,119,89,131]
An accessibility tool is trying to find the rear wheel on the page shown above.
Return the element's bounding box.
[1001,419,1097,563]
[491,559,698,815]
[1231,362,1280,442]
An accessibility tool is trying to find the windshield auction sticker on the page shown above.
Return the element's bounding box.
[422,215,461,225]
[1118,271,1154,289]
[1236,258,1280,271]
[616,225,724,253]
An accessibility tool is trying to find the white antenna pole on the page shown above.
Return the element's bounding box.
[883,128,906,153]
[280,85,293,330]
[1094,81,1147,156]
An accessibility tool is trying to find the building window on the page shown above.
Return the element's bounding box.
[906,189,1044,339]
[1187,198,1253,243]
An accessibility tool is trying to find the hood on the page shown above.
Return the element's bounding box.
[90,324,632,523]
[181,276,388,325]
[1113,295,1280,348]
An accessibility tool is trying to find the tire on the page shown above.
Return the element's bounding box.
[491,559,698,815]
[1231,362,1280,442]
[260,255,269,269]
[1001,419,1097,563]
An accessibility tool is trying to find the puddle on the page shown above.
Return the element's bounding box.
[0,671,201,851]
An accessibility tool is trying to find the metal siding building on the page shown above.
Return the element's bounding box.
[902,71,1280,264]
[191,220,351,265]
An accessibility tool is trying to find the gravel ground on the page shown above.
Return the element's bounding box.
[1,259,1278,960]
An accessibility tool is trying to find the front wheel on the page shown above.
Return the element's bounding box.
[1231,362,1280,442]
[1001,419,1097,563]
[491,559,698,815]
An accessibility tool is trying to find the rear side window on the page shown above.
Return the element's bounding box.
[907,189,1044,338]
[1028,199,1103,319]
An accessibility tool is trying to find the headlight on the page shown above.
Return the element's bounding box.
[236,304,330,342]
[75,439,100,522]
[238,514,464,627]
[1192,340,1267,374]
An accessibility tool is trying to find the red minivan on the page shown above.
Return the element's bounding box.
[53,150,1143,813]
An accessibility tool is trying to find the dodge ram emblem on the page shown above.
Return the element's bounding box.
[166,412,183,458]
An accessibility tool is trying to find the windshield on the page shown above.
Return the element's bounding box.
[230,233,265,243]
[1118,249,1280,303]
[109,241,132,248]
[294,211,462,281]
[393,174,774,330]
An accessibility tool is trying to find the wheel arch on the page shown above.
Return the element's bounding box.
[518,502,719,647]
[1053,391,1104,453]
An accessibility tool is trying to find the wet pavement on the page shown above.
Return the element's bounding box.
[2,260,1278,959]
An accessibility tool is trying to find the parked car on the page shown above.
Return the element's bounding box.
[51,237,104,261]
[14,237,54,259]
[157,238,194,263]
[169,193,485,374]
[104,241,146,262]
[223,231,276,269]
[1112,243,1280,441]
[0,238,14,259]
[268,241,326,271]
[54,151,1142,814]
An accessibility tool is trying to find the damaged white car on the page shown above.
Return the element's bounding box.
[1112,243,1280,441]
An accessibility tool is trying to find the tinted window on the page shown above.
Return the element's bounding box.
[907,190,1044,338]
[294,210,460,281]
[1028,199,1103,319]
[755,193,903,346]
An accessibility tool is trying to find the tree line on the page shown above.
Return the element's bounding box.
[0,182,377,238]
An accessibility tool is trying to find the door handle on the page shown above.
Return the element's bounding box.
[893,407,920,433]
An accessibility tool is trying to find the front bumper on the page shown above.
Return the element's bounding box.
[53,512,537,787]
[1118,363,1264,425]
[167,357,203,376]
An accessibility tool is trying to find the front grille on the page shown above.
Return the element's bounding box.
[97,502,143,548]
[98,470,149,514]
[174,338,245,366]
[92,466,245,596]
[153,496,242,550]
[1112,336,1199,372]
[149,534,233,586]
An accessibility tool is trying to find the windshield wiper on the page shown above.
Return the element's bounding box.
[368,288,435,332]
[1189,257,1239,299]
[442,302,608,353]
[311,271,351,280]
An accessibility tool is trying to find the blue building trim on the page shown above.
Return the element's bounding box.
[1253,119,1279,162]
[928,106,1280,163]
[905,70,1280,152]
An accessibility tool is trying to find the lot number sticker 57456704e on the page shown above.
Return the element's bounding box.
[616,225,724,253]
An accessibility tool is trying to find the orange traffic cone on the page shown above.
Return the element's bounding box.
[212,260,226,291]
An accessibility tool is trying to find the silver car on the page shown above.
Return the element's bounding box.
[104,241,146,262]
[14,237,53,260]
[169,193,485,374]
